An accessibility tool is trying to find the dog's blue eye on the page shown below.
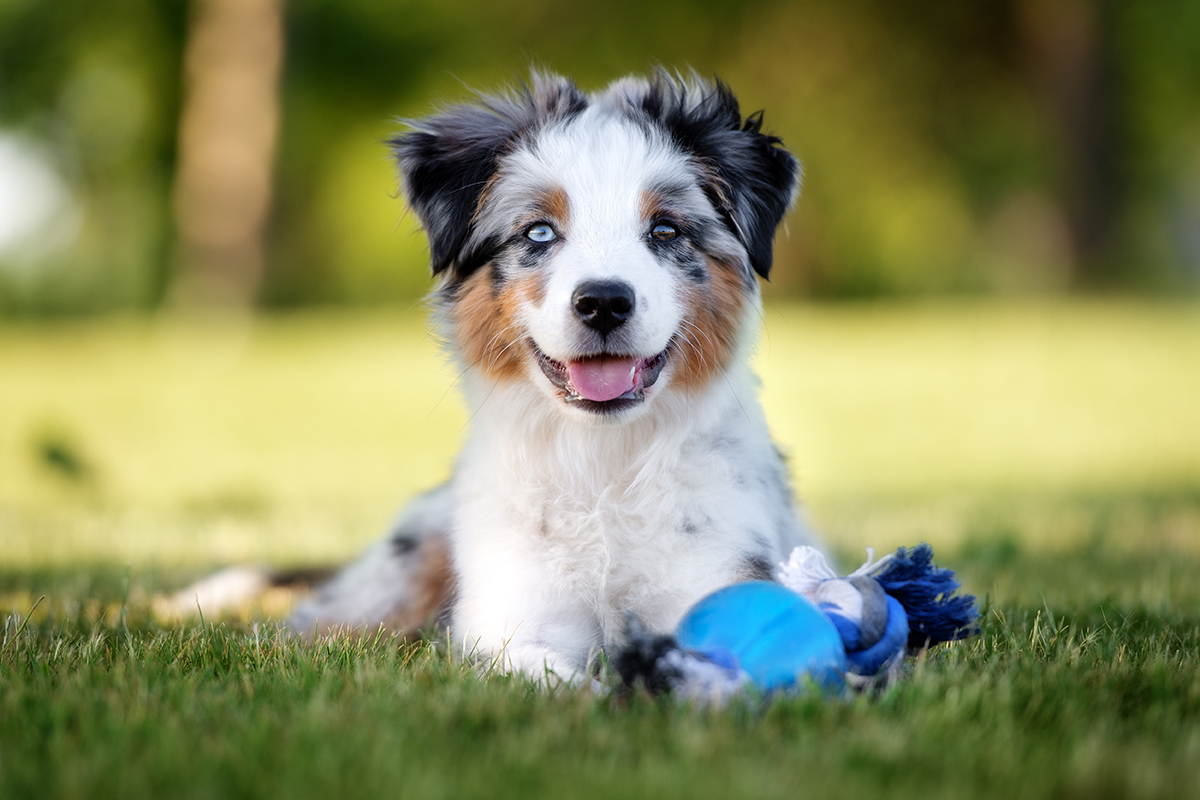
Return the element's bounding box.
[525,223,557,243]
[650,223,679,241]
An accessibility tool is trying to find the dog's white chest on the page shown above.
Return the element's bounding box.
[448,379,806,661]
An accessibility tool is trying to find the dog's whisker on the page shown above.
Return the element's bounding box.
[482,323,522,372]
[460,372,503,434]
[420,301,457,344]
[482,322,517,353]
[486,334,524,373]
[429,319,517,417]
[428,364,472,418]
[677,320,713,373]
[684,319,752,424]
[681,318,717,359]
[677,319,750,420]
[430,320,519,417]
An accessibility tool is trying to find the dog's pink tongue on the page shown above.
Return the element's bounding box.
[567,357,638,402]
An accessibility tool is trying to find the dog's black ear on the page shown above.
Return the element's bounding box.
[389,74,588,280]
[639,73,801,280]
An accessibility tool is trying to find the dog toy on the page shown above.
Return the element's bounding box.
[615,543,978,702]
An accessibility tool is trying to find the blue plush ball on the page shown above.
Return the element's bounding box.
[675,581,847,692]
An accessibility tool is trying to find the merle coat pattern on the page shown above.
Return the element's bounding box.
[290,72,818,682]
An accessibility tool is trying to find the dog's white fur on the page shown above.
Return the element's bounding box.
[289,72,818,682]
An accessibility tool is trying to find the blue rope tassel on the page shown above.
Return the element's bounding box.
[872,543,979,649]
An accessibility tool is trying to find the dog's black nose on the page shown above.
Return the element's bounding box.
[572,280,636,336]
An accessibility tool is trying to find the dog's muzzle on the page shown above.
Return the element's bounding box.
[533,342,668,414]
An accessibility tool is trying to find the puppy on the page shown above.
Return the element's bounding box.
[289,71,819,681]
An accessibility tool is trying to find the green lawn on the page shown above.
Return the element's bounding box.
[2,299,1199,799]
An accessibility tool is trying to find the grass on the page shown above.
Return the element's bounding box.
[3,538,1199,800]
[2,299,1199,798]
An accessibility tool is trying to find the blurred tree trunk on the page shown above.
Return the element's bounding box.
[169,0,284,308]
[1015,0,1121,286]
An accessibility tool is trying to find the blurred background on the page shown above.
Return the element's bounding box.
[4,10,1200,790]
[2,0,1200,313]
[1,0,1199,602]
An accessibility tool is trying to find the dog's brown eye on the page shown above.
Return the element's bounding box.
[650,223,679,241]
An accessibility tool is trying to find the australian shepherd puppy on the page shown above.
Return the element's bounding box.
[289,71,819,682]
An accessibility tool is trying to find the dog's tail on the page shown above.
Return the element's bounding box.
[153,563,336,622]
[156,482,455,637]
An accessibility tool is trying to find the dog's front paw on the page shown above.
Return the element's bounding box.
[467,639,590,687]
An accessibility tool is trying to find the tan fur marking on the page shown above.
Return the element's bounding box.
[536,186,571,233]
[698,162,733,210]
[452,266,534,382]
[308,535,454,640]
[515,268,547,308]
[382,536,454,637]
[639,189,668,222]
[469,173,500,226]
[455,185,560,381]
[674,258,746,392]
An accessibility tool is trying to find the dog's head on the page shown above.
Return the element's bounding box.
[391,72,800,419]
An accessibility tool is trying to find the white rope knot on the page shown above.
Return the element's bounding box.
[776,546,839,597]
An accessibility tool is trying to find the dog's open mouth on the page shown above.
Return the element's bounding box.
[533,342,668,413]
